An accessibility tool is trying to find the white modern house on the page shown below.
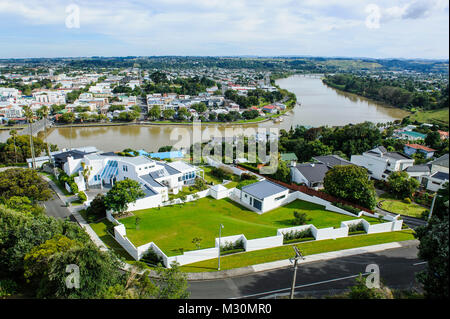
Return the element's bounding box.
[239,180,289,213]
[350,146,414,180]
[60,149,200,209]
[424,154,449,192]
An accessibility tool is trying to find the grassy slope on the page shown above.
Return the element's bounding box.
[118,197,381,256]
[409,108,449,125]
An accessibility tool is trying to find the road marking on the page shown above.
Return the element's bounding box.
[413,261,427,266]
[230,272,370,299]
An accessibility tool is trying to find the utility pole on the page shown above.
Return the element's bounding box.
[428,193,439,222]
[218,224,224,270]
[289,246,305,299]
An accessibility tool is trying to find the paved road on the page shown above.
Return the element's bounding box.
[188,242,425,299]
[41,192,73,220]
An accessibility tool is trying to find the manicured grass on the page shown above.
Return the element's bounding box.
[179,229,416,272]
[118,197,382,257]
[379,199,427,218]
[168,186,205,201]
[378,193,428,218]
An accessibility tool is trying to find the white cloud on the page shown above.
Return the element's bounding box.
[0,0,448,58]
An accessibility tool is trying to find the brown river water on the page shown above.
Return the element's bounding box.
[1,75,409,152]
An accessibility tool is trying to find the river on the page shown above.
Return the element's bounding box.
[0,75,409,152]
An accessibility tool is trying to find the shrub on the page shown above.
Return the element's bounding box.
[210,167,233,180]
[236,179,258,190]
[78,191,87,203]
[292,211,311,225]
[403,198,412,204]
[283,228,313,243]
[69,182,78,194]
[0,279,18,298]
[348,222,365,234]
[240,173,257,181]
[86,194,107,221]
[333,202,361,215]
[220,239,244,253]
[141,247,164,266]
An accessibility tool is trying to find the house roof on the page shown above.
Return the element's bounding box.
[430,154,449,168]
[140,174,165,188]
[405,144,436,152]
[241,180,288,200]
[312,155,352,168]
[294,162,329,183]
[281,153,298,161]
[430,171,449,181]
[401,131,426,139]
[405,165,430,173]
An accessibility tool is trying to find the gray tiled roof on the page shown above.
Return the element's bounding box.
[431,171,449,181]
[140,174,164,188]
[312,155,352,168]
[295,162,329,183]
[405,165,430,173]
[241,180,288,200]
[431,154,449,168]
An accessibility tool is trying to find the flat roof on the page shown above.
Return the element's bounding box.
[241,180,288,200]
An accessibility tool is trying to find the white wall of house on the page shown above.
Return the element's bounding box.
[240,188,289,213]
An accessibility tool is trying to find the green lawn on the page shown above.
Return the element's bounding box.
[200,166,240,186]
[180,229,415,272]
[118,197,382,257]
[409,107,449,125]
[88,218,136,262]
[379,199,427,218]
[378,193,428,218]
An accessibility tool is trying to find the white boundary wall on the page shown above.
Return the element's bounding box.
[101,184,404,267]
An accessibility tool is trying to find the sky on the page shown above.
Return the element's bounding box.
[0,0,448,59]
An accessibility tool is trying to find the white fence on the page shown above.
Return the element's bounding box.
[101,179,404,268]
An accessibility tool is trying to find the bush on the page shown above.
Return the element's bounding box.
[293,211,311,225]
[85,194,106,221]
[78,191,87,203]
[283,228,313,243]
[236,179,258,190]
[403,198,412,204]
[141,248,164,266]
[69,182,78,194]
[220,239,244,253]
[348,222,365,234]
[210,167,233,180]
[333,202,361,215]
[0,279,18,298]
[240,173,257,181]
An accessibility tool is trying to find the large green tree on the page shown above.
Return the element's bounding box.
[323,165,377,209]
[0,168,52,201]
[387,171,420,199]
[414,183,449,299]
[104,179,145,214]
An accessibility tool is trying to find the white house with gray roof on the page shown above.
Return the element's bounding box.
[63,148,199,209]
[350,146,414,181]
[291,155,353,189]
[239,180,289,213]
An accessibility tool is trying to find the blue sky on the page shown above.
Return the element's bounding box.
[1,0,448,59]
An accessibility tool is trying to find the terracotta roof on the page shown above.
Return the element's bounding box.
[405,143,436,152]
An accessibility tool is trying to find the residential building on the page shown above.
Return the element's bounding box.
[403,144,436,159]
[239,180,289,213]
[350,146,414,180]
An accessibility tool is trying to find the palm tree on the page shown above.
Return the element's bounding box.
[41,105,57,175]
[23,105,36,169]
[9,129,18,164]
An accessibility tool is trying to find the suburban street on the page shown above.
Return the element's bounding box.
[187,242,426,299]
[41,194,73,220]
